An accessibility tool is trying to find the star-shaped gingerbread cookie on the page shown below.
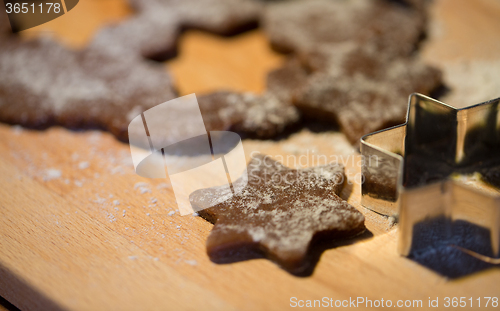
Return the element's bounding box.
[90,0,262,60]
[190,154,365,275]
[262,0,443,145]
[0,37,176,141]
[198,91,300,139]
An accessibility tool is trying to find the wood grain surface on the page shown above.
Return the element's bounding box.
[2,0,500,310]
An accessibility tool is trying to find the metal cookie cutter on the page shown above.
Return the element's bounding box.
[361,93,500,261]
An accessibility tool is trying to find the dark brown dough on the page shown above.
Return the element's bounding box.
[191,154,365,275]
[266,57,309,104]
[0,8,12,38]
[90,0,262,59]
[0,38,177,141]
[296,43,442,144]
[0,39,300,142]
[261,0,443,144]
[263,0,426,57]
[198,91,300,138]
[88,12,180,60]
[0,0,442,145]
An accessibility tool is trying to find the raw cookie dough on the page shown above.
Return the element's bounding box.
[191,154,365,275]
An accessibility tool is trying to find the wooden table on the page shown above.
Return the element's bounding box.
[1,0,500,310]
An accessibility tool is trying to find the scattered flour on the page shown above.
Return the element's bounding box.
[93,195,106,204]
[11,125,23,135]
[441,60,500,108]
[134,182,152,194]
[43,168,61,181]
[78,161,89,169]
[134,182,150,189]
[192,155,364,255]
[106,212,116,223]
[185,260,197,266]
[157,183,171,189]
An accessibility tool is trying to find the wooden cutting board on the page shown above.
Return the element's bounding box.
[1,0,500,310]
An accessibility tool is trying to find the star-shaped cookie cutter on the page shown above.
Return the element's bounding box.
[360,93,500,262]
